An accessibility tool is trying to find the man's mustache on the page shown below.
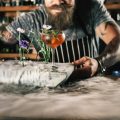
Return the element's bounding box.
[49,4,72,9]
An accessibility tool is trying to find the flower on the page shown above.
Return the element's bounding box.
[40,25,65,49]
[40,25,65,64]
[16,25,64,64]
[17,28,25,33]
[42,25,52,30]
[17,27,30,66]
[41,24,59,36]
[19,40,29,49]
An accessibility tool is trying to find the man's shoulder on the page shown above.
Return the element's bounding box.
[25,4,46,16]
[33,5,46,13]
[18,4,47,20]
[75,0,100,13]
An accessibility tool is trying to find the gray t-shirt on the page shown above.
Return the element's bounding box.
[6,0,115,62]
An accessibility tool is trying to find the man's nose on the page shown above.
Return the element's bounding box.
[52,0,64,5]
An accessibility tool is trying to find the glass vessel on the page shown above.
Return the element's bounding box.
[41,32,65,69]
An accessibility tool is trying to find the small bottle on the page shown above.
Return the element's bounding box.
[9,0,12,6]
[31,0,36,5]
[36,0,41,6]
[16,0,20,6]
[1,0,6,6]
[11,0,16,6]
[19,0,24,6]
[27,0,34,6]
[5,0,10,6]
[24,0,29,6]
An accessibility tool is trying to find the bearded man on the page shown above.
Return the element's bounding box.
[0,0,120,78]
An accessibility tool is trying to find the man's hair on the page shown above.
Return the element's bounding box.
[73,0,94,35]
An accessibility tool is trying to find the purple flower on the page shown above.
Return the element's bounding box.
[19,40,29,49]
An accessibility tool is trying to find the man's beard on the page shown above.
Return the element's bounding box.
[45,4,74,31]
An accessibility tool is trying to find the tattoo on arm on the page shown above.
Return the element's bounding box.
[100,22,109,36]
[97,35,120,68]
[97,21,120,68]
[100,22,119,37]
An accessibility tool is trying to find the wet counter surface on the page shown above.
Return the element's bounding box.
[0,75,120,120]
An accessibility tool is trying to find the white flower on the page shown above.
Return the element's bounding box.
[17,28,25,33]
[42,25,52,30]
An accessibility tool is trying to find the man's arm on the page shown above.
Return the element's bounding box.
[73,21,120,77]
[0,6,46,52]
[95,21,120,68]
[73,0,120,77]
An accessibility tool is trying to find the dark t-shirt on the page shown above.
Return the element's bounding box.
[6,0,115,62]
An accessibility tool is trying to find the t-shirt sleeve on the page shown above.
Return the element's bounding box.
[91,0,115,29]
[7,13,31,36]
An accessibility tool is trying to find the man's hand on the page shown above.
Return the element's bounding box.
[0,24,17,44]
[72,56,98,77]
